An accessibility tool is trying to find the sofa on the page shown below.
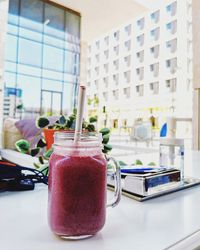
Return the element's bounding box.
[1,118,37,167]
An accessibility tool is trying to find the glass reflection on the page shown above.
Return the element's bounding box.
[4,0,80,119]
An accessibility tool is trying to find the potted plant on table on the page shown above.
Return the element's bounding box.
[15,113,112,175]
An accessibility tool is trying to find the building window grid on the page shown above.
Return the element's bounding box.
[166,78,177,92]
[150,10,160,23]
[104,36,109,46]
[187,2,192,16]
[150,27,160,41]
[166,38,177,53]
[86,2,190,114]
[123,87,130,98]
[124,24,131,36]
[166,20,177,35]
[113,45,119,56]
[136,34,144,47]
[104,50,109,59]
[113,74,119,85]
[187,21,192,34]
[113,59,119,70]
[95,40,100,49]
[187,58,192,73]
[6,0,81,117]
[124,55,131,67]
[136,67,144,81]
[166,1,177,16]
[124,40,131,51]
[137,18,145,30]
[166,58,177,74]
[187,79,192,91]
[150,63,159,77]
[113,31,120,41]
[124,70,131,83]
[136,84,144,97]
[103,77,108,88]
[103,91,108,101]
[94,79,99,89]
[187,40,192,53]
[112,89,119,100]
[150,45,159,58]
[103,63,109,73]
[150,82,159,95]
[136,50,144,63]
[95,54,99,63]
[95,66,99,75]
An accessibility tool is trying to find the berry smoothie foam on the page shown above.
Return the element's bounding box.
[48,151,107,237]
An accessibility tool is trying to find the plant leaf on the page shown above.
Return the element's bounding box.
[38,156,44,164]
[102,134,110,144]
[69,114,76,121]
[42,167,49,176]
[89,116,98,123]
[102,144,112,153]
[44,148,53,159]
[107,163,113,169]
[118,161,127,166]
[66,119,73,128]
[30,147,40,157]
[135,159,143,165]
[15,139,30,154]
[82,120,88,129]
[71,121,76,130]
[59,115,66,125]
[99,128,110,135]
[33,163,40,169]
[37,138,47,148]
[73,108,77,115]
[36,116,49,128]
[148,162,156,166]
[87,124,95,132]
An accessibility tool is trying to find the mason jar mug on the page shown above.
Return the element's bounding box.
[48,132,121,239]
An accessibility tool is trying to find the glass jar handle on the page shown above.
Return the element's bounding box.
[106,156,121,208]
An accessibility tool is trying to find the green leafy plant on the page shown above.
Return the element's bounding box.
[15,139,30,154]
[118,160,157,168]
[135,159,143,165]
[147,162,156,166]
[99,128,112,154]
[15,112,112,175]
[118,161,127,166]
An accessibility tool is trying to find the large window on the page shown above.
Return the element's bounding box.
[4,0,80,118]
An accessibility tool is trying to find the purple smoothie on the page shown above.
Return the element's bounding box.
[48,151,107,237]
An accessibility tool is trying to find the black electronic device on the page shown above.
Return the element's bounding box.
[0,160,48,192]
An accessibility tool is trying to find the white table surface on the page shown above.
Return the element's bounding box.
[1,151,200,250]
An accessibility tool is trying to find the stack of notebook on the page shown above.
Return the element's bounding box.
[107,167,181,198]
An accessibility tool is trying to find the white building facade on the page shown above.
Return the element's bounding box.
[86,0,192,133]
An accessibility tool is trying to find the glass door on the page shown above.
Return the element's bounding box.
[41,90,62,116]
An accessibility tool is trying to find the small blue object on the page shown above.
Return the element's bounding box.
[121,167,166,174]
[160,123,167,137]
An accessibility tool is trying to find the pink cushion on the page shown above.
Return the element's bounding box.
[15,117,58,147]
